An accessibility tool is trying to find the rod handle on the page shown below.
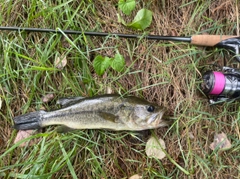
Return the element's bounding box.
[191,35,237,46]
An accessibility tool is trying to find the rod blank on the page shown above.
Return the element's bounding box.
[0,26,192,42]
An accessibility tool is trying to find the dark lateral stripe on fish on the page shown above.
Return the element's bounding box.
[43,111,109,119]
[13,110,116,130]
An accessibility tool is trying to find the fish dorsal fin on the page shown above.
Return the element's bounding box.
[56,96,85,107]
[98,112,120,123]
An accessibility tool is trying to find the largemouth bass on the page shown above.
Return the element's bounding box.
[13,94,169,131]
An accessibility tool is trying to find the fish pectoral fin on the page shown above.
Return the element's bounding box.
[56,96,85,107]
[56,125,77,133]
[98,112,119,123]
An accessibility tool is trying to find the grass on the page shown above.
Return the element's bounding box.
[0,0,240,178]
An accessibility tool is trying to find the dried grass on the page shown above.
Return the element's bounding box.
[0,0,240,178]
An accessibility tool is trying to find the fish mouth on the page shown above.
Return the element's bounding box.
[147,111,165,126]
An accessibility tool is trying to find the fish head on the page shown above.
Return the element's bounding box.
[120,96,168,130]
[131,104,166,129]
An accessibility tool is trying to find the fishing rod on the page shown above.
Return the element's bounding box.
[0,26,240,61]
[1,26,240,104]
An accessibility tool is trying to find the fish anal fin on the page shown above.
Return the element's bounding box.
[56,125,77,133]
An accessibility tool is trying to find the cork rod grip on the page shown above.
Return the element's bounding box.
[191,35,237,46]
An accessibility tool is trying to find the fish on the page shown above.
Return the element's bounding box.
[13,94,169,131]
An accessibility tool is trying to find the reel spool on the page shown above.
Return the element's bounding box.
[201,67,240,104]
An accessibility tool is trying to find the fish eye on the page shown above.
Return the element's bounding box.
[147,105,155,112]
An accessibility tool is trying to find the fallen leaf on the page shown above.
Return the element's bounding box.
[42,94,54,103]
[188,132,195,139]
[129,174,142,179]
[209,132,232,151]
[14,130,35,147]
[55,54,67,69]
[146,136,166,159]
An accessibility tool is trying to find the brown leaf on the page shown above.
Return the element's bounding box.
[209,132,232,151]
[42,94,54,103]
[146,137,166,159]
[14,130,35,147]
[55,54,67,69]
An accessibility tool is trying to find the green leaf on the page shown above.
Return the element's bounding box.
[93,55,111,75]
[111,53,125,72]
[126,8,152,30]
[118,0,136,15]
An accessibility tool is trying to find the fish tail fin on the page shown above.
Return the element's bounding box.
[13,110,46,130]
